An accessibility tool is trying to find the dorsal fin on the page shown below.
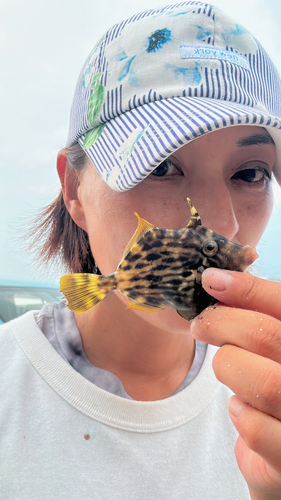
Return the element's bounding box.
[119,213,157,262]
[186,198,202,228]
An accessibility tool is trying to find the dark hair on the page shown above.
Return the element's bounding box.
[28,143,98,274]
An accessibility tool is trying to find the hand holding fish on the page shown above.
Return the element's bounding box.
[190,270,281,500]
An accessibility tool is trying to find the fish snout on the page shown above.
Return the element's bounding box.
[242,245,259,269]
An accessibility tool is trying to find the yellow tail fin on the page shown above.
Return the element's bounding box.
[60,273,107,314]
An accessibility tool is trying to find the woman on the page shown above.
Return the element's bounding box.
[1,2,281,499]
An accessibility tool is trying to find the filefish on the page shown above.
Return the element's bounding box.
[60,198,258,320]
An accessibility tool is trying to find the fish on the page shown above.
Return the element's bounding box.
[60,198,258,320]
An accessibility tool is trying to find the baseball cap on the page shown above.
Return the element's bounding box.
[67,1,281,191]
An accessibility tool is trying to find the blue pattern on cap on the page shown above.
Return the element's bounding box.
[147,28,172,53]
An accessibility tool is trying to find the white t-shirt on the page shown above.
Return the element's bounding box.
[0,308,250,500]
[35,302,207,397]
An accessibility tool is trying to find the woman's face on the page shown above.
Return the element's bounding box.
[73,125,276,329]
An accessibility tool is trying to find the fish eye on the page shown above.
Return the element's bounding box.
[202,240,218,256]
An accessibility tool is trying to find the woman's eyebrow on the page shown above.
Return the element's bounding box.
[237,134,275,147]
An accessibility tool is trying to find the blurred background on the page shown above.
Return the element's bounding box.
[1,0,281,286]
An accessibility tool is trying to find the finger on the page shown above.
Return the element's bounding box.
[213,344,281,421]
[190,305,281,364]
[201,269,281,321]
[228,396,281,479]
[234,437,281,498]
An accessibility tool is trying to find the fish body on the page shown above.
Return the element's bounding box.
[60,199,258,320]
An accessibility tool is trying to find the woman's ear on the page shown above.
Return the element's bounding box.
[57,148,88,232]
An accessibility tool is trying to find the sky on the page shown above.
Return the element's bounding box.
[1,0,281,285]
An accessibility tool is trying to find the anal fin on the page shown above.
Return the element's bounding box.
[126,297,165,314]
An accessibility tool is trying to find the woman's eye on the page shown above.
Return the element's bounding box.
[151,159,181,177]
[231,167,272,183]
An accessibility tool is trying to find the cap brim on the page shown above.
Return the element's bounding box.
[79,96,281,191]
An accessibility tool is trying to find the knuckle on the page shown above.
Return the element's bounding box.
[243,275,263,304]
[252,317,281,360]
[212,344,233,380]
[242,418,265,451]
[254,364,281,411]
[241,275,281,321]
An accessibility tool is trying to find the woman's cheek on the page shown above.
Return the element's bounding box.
[235,187,273,247]
[86,210,138,275]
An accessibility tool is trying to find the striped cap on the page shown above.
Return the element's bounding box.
[67,1,281,191]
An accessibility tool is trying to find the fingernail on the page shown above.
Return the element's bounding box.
[228,396,248,417]
[189,319,197,337]
[202,268,233,292]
